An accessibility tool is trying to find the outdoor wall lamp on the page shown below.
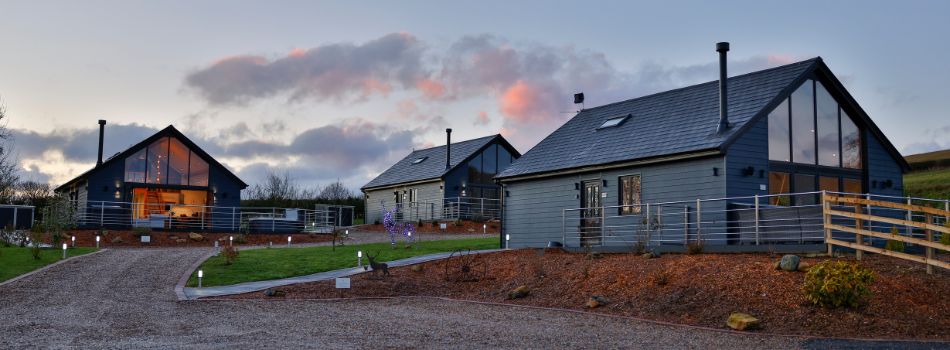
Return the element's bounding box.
[574,182,580,190]
[602,179,608,187]
[712,167,720,176]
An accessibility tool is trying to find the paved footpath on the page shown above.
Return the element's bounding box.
[0,248,943,349]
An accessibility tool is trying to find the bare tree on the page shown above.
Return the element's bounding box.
[17,180,52,206]
[0,99,19,203]
[319,180,352,201]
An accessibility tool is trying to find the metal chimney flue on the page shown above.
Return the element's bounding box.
[716,42,730,134]
[97,119,107,166]
[445,128,452,170]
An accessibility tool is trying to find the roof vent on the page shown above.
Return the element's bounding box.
[598,114,630,129]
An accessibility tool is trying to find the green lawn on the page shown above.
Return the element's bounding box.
[904,168,950,200]
[187,237,497,287]
[0,247,97,282]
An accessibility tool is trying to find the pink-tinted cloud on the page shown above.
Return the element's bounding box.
[474,111,490,126]
[415,78,446,99]
[498,80,561,124]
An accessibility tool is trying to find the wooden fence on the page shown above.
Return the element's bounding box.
[822,192,950,274]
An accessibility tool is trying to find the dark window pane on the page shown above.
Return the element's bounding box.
[791,81,815,164]
[498,147,512,171]
[768,98,791,162]
[841,110,862,169]
[794,174,816,205]
[618,175,642,215]
[482,144,497,182]
[146,137,169,184]
[467,154,482,184]
[768,172,790,206]
[124,148,147,183]
[189,151,209,186]
[167,138,190,185]
[819,176,839,192]
[816,82,840,167]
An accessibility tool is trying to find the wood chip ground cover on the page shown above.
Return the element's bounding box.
[222,250,950,340]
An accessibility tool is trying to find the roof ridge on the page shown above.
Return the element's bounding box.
[409,134,498,154]
[578,57,821,114]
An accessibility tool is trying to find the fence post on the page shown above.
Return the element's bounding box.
[12,207,17,230]
[683,205,689,245]
[925,213,933,275]
[272,208,276,232]
[823,191,832,256]
[695,199,701,240]
[232,208,236,231]
[854,203,863,260]
[906,197,913,238]
[754,194,760,246]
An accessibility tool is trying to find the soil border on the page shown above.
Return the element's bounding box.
[191,295,950,345]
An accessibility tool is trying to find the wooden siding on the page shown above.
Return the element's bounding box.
[364,180,444,224]
[503,156,727,248]
[725,115,770,198]
[866,130,904,197]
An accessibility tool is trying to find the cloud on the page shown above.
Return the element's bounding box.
[12,123,161,162]
[185,33,427,105]
[474,111,490,126]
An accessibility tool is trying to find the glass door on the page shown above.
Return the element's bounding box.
[580,180,602,247]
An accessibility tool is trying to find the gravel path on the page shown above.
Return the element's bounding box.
[0,248,935,349]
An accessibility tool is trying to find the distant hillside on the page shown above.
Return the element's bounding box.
[903,149,950,200]
[904,149,950,171]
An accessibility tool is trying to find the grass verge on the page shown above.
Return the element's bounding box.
[0,247,98,282]
[187,237,497,287]
[904,168,950,200]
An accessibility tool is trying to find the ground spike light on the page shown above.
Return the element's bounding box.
[505,234,510,249]
[198,270,203,288]
[229,235,233,246]
[96,235,100,249]
[62,243,67,259]
[71,235,76,247]
[483,224,487,234]
[287,236,292,247]
[358,250,363,267]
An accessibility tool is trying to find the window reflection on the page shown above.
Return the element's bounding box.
[146,137,169,184]
[189,151,209,187]
[768,172,790,206]
[124,149,146,183]
[816,82,840,167]
[768,99,791,162]
[841,111,862,169]
[167,138,190,185]
[791,81,815,164]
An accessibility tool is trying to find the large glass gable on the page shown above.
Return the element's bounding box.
[124,137,210,186]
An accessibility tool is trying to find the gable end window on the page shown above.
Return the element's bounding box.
[618,175,642,215]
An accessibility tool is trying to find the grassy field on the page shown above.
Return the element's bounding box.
[905,149,950,170]
[904,167,950,200]
[0,247,98,282]
[187,237,497,287]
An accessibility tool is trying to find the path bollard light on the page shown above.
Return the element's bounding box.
[287,236,292,246]
[505,234,510,249]
[62,243,67,259]
[358,250,363,267]
[198,270,203,288]
[269,241,272,248]
[229,236,233,246]
[71,235,76,247]
[96,235,100,249]
[483,224,487,234]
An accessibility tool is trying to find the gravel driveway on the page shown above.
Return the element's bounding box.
[0,248,935,349]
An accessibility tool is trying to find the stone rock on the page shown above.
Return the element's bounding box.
[586,295,609,309]
[797,261,812,272]
[263,288,286,297]
[410,264,423,272]
[779,255,800,272]
[189,233,204,242]
[508,285,530,299]
[726,312,760,331]
[774,260,781,270]
[169,236,178,240]
[111,237,123,244]
[641,250,660,259]
[175,239,187,244]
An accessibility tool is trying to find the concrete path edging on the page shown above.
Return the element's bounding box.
[0,248,107,288]
[179,249,504,300]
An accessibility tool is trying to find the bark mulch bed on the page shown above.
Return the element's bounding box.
[223,249,950,340]
[53,230,333,248]
[353,220,498,234]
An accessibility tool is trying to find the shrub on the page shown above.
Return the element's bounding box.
[652,269,671,286]
[686,240,704,255]
[132,227,152,237]
[29,230,43,260]
[233,234,247,244]
[884,226,904,252]
[802,260,875,308]
[221,246,239,265]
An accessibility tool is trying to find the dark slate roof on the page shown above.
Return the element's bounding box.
[55,125,248,191]
[497,58,820,179]
[362,135,502,190]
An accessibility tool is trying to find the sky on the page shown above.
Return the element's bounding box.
[1,0,948,192]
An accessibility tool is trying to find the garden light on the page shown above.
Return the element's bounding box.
[198,270,203,288]
[357,250,363,267]
[96,235,100,249]
[483,224,487,233]
[62,243,67,259]
[287,236,292,246]
[505,234,510,249]
[71,235,76,247]
[229,235,233,246]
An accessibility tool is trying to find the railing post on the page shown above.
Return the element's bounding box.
[200,206,205,230]
[12,207,17,230]
[683,205,689,245]
[600,205,606,245]
[100,201,105,227]
[561,209,566,247]
[695,199,701,241]
[272,208,276,232]
[232,207,236,231]
[823,191,832,256]
[925,213,933,275]
[754,194,760,245]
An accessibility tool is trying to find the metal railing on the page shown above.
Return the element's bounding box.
[70,200,347,233]
[558,191,950,250]
[443,197,501,221]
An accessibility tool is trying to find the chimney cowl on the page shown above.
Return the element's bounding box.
[97,120,107,166]
[716,42,730,134]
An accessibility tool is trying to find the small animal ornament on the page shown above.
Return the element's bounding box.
[367,251,390,278]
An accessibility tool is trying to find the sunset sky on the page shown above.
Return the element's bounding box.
[1,0,948,191]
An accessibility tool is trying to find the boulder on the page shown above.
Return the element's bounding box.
[797,261,812,272]
[774,260,781,270]
[410,264,424,272]
[508,285,530,299]
[779,255,800,272]
[726,312,760,331]
[111,237,123,244]
[188,233,204,242]
[176,239,188,244]
[263,288,286,297]
[586,295,609,309]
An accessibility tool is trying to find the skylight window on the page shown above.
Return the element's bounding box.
[598,114,630,129]
[411,156,428,164]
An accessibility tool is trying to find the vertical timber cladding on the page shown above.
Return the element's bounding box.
[363,180,444,225]
[503,155,727,248]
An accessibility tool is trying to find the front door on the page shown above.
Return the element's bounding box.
[580,180,602,247]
